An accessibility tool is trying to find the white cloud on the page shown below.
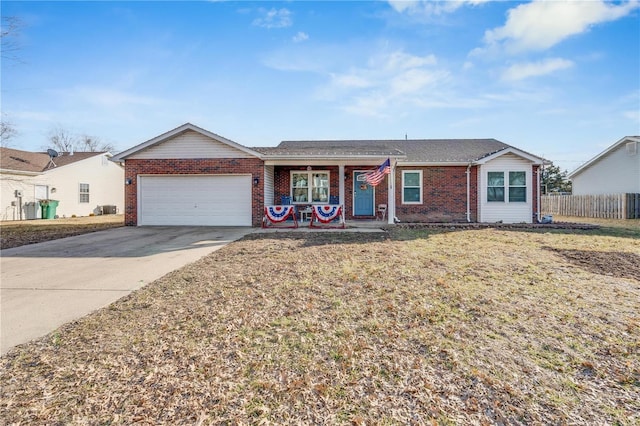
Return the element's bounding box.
[331,73,373,89]
[623,110,640,123]
[252,8,292,29]
[323,50,449,117]
[388,0,491,16]
[482,0,639,53]
[502,58,574,81]
[381,50,437,70]
[292,31,308,43]
[53,86,160,108]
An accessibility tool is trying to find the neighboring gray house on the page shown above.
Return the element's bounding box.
[569,136,640,195]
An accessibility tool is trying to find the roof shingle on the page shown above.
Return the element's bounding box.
[0,147,105,173]
[254,139,511,163]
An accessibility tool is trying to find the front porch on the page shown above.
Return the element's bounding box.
[262,160,398,225]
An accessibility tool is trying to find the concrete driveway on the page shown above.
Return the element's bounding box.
[0,226,253,355]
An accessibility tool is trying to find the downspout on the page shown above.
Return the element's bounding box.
[466,163,471,222]
[388,159,396,224]
[536,164,542,223]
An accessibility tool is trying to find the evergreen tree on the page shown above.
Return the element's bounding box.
[541,164,572,194]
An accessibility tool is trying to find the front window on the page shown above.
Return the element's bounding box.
[509,171,526,202]
[487,172,504,202]
[402,170,422,204]
[79,183,90,203]
[291,171,329,203]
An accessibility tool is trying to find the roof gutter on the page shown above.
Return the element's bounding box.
[466,163,472,223]
[0,168,42,176]
[400,161,471,167]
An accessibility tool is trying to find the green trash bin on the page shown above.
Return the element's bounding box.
[39,200,59,219]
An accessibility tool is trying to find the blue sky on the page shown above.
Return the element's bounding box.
[2,0,639,172]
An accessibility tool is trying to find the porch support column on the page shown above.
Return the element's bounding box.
[387,160,395,224]
[338,164,345,207]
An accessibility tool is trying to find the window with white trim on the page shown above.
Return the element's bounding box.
[508,171,526,202]
[487,171,527,202]
[402,170,422,204]
[79,183,90,203]
[291,171,329,203]
[487,172,504,202]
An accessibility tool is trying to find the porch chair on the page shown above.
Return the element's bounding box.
[377,204,387,221]
[280,195,297,222]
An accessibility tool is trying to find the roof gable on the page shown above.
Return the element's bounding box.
[474,146,547,165]
[568,136,640,178]
[112,123,262,160]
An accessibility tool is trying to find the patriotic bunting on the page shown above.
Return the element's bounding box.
[310,204,345,228]
[263,205,298,228]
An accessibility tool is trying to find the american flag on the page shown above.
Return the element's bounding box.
[364,158,391,186]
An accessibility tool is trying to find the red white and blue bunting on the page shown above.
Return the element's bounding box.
[263,205,298,228]
[310,204,345,228]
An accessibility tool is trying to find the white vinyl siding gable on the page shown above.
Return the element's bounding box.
[128,130,255,159]
[571,141,640,195]
[40,154,124,218]
[479,153,533,223]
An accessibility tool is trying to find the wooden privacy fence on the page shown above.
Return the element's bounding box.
[541,193,640,219]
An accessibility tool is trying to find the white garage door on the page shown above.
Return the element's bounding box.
[139,175,252,226]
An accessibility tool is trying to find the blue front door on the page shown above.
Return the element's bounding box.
[353,172,374,216]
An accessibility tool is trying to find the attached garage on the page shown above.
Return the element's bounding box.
[138,175,252,226]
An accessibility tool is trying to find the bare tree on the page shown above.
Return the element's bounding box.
[47,126,77,153]
[45,126,116,153]
[79,134,116,153]
[1,17,24,145]
[0,115,17,147]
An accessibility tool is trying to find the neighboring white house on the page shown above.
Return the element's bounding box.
[0,147,124,221]
[569,136,640,196]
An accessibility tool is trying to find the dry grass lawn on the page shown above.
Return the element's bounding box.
[0,215,124,249]
[1,223,639,424]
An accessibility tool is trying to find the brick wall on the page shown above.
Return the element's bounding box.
[273,164,479,222]
[395,166,478,223]
[124,158,264,226]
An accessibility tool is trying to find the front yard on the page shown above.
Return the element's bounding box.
[1,225,639,424]
[0,215,124,249]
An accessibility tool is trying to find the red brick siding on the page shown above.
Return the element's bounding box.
[124,158,264,226]
[395,166,478,223]
[273,165,480,222]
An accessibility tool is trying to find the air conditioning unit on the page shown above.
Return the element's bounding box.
[627,141,638,156]
[102,205,117,215]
